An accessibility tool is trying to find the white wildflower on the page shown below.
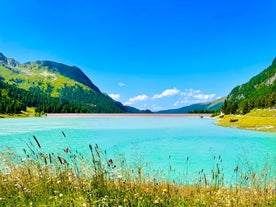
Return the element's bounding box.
[14,183,21,189]
[23,187,31,193]
[4,167,11,175]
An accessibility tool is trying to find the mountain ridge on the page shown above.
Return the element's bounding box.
[34,60,101,92]
[156,97,225,114]
[0,52,149,113]
[222,57,276,114]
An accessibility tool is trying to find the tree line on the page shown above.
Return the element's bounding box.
[222,92,276,114]
[0,80,88,114]
[188,109,217,114]
[0,79,126,114]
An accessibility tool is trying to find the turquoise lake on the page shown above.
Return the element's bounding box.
[0,116,275,184]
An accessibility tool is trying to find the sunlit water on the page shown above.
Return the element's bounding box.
[0,117,275,184]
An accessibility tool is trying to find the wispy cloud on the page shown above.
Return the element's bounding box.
[180,89,201,97]
[153,87,180,99]
[109,93,120,101]
[124,94,148,105]
[173,88,217,107]
[181,89,216,100]
[121,88,217,110]
[193,93,216,100]
[118,82,125,87]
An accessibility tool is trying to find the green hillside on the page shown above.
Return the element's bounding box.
[32,61,101,92]
[223,58,276,114]
[0,52,148,114]
[0,79,89,115]
[156,97,225,114]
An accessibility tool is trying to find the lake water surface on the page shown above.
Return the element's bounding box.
[0,116,275,184]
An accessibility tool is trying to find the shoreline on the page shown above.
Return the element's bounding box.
[215,109,276,133]
[46,113,212,118]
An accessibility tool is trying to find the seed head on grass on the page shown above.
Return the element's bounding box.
[64,147,69,153]
[33,135,41,148]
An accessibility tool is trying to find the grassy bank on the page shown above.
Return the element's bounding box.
[0,137,275,206]
[216,109,276,132]
[0,107,37,118]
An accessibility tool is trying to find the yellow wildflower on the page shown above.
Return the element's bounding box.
[154,199,159,204]
[123,197,128,203]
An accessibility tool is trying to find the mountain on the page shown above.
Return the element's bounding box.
[0,52,149,114]
[33,61,101,92]
[156,97,225,114]
[223,58,276,114]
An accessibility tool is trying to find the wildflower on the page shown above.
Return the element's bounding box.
[108,158,113,167]
[3,179,8,184]
[117,174,122,179]
[59,193,63,197]
[64,147,69,153]
[163,188,168,193]
[4,167,11,175]
[14,183,21,189]
[154,199,159,204]
[123,197,128,203]
[58,156,67,164]
[23,187,31,193]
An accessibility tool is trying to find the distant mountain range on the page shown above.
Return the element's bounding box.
[0,52,150,114]
[156,97,225,114]
[0,51,225,115]
[156,57,276,114]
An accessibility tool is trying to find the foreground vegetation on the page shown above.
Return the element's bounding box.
[217,109,276,132]
[0,135,275,206]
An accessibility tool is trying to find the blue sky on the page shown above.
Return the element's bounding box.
[1,0,276,111]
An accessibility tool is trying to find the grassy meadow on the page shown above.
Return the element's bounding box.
[216,109,276,132]
[0,135,275,207]
[0,64,91,97]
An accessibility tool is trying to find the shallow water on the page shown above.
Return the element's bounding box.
[0,117,275,184]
